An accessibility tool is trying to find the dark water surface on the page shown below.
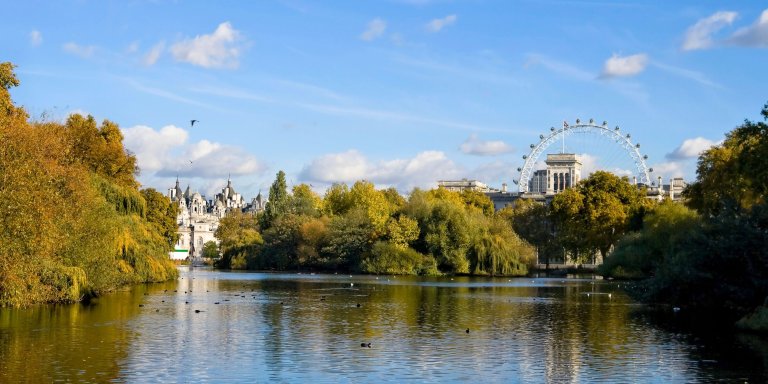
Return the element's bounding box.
[2,267,767,383]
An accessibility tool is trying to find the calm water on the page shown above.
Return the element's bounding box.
[1,267,767,383]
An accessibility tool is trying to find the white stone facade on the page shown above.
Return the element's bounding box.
[167,177,265,260]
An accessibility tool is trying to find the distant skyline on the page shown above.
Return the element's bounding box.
[4,1,768,199]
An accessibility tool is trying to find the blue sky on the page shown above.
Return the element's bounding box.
[3,0,768,199]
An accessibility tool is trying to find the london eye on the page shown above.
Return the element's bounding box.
[515,119,652,193]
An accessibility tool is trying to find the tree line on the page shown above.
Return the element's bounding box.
[600,103,768,327]
[0,63,178,307]
[214,171,536,276]
[498,103,768,327]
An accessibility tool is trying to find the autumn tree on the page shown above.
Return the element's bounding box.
[323,183,352,216]
[686,102,768,216]
[0,64,177,306]
[291,183,323,216]
[550,171,647,263]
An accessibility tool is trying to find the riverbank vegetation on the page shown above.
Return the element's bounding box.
[502,170,651,268]
[600,102,768,329]
[0,63,178,307]
[215,171,535,276]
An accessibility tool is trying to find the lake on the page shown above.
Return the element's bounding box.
[1,266,766,383]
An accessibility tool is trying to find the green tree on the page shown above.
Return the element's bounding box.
[460,189,495,216]
[141,188,179,247]
[467,215,533,276]
[361,241,432,275]
[385,215,420,250]
[216,211,262,254]
[550,171,646,263]
[322,208,375,270]
[291,183,322,216]
[501,198,559,266]
[349,180,392,237]
[422,200,471,273]
[381,187,406,213]
[262,170,289,229]
[631,102,768,320]
[686,103,768,216]
[202,241,219,259]
[297,216,330,268]
[600,200,700,279]
[323,183,352,216]
[260,214,308,270]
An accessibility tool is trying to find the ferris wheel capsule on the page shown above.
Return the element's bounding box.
[522,155,528,159]
[517,167,522,172]
[636,143,640,148]
[589,118,594,124]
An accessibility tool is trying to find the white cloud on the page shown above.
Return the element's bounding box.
[472,160,515,184]
[729,9,768,47]
[170,22,244,69]
[143,41,165,66]
[460,134,513,155]
[665,137,719,159]
[360,18,386,41]
[682,11,738,51]
[645,137,722,182]
[121,124,266,180]
[62,42,96,58]
[426,15,457,33]
[30,30,42,46]
[651,161,687,179]
[299,150,464,191]
[600,53,648,78]
[299,150,369,182]
[122,125,189,172]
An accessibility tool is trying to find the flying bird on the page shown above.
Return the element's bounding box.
[190,119,198,127]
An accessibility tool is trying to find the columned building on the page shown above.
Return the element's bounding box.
[545,154,582,195]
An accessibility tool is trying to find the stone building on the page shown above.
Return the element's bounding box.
[437,179,491,193]
[544,153,582,195]
[167,177,264,260]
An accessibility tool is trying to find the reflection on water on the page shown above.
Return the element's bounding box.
[1,267,767,382]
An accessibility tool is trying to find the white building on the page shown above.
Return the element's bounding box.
[437,179,491,193]
[168,177,264,260]
[544,153,582,195]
